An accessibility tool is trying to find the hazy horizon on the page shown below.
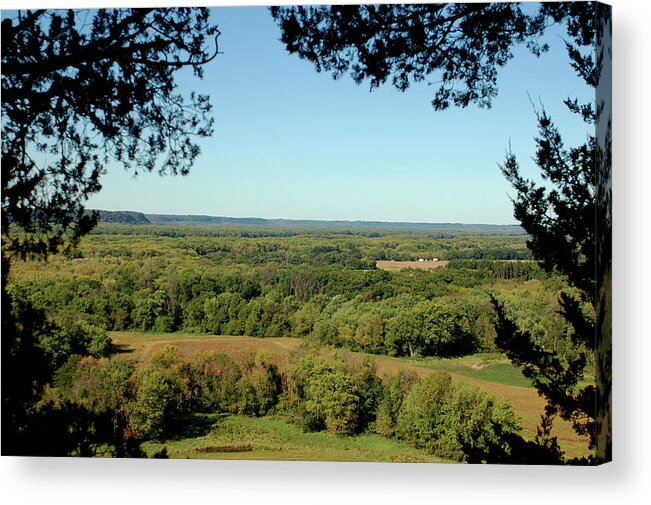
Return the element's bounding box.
[95,208,524,227]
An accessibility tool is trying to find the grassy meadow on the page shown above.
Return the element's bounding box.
[140,413,451,463]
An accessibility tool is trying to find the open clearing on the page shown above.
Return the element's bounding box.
[141,413,451,462]
[111,331,299,365]
[376,260,449,271]
[111,332,590,459]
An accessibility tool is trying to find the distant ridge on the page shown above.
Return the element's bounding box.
[96,210,150,224]
[92,210,525,234]
[143,213,526,234]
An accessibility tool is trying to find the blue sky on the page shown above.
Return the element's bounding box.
[85,5,593,225]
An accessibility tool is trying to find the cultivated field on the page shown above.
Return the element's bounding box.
[376,260,449,271]
[112,331,300,365]
[111,332,590,459]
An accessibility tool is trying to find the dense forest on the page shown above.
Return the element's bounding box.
[9,222,576,362]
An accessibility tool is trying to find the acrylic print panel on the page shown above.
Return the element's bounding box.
[1,2,611,464]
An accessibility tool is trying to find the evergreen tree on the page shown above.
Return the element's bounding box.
[273,2,611,463]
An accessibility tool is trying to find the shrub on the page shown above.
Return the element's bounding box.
[128,347,192,439]
[67,356,134,414]
[443,383,521,463]
[305,368,360,434]
[352,359,385,431]
[81,322,113,357]
[190,352,242,413]
[394,372,521,462]
[396,373,455,452]
[38,356,140,457]
[375,370,419,437]
[283,354,382,436]
[236,351,282,416]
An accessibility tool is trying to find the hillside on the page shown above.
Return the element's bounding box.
[95,210,150,225]
[94,210,526,235]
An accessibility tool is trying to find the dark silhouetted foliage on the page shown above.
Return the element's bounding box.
[2,8,219,258]
[1,7,218,455]
[494,2,611,463]
[271,3,548,111]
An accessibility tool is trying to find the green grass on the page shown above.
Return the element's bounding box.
[141,413,454,463]
[403,353,594,391]
[401,353,533,388]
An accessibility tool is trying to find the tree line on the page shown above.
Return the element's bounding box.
[35,345,560,463]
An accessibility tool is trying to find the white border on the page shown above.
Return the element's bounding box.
[2,1,650,503]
